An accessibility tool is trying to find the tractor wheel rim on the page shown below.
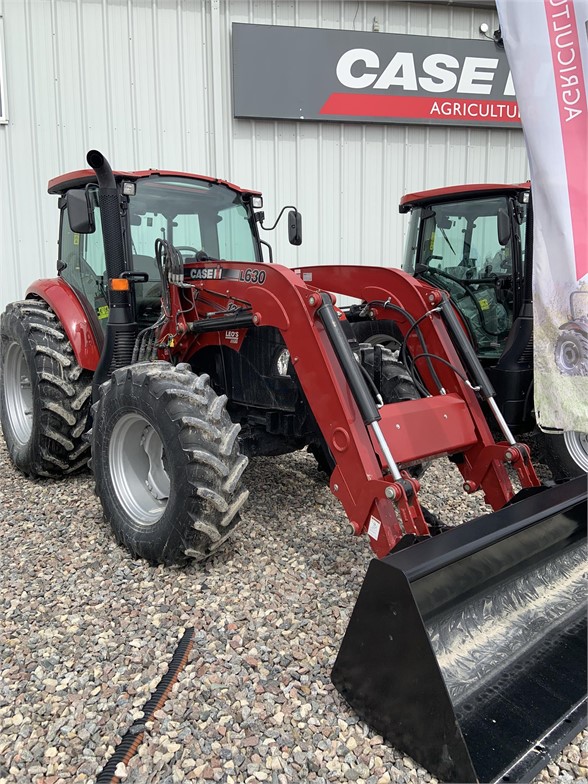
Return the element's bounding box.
[109,413,170,526]
[559,339,580,371]
[563,430,588,473]
[4,342,33,446]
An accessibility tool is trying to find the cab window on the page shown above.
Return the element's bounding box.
[218,204,257,261]
[416,196,516,359]
[418,197,512,280]
[59,190,109,327]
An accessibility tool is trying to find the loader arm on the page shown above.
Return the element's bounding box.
[167,260,539,557]
[294,265,540,499]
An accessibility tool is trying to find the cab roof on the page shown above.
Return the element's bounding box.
[47,168,261,196]
[399,182,530,212]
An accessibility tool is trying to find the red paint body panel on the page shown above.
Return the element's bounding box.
[376,395,477,465]
[47,168,261,196]
[26,278,101,370]
[399,181,530,211]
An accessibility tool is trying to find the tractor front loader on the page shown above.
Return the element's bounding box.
[0,151,585,783]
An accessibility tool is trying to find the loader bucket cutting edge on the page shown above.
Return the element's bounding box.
[332,475,587,784]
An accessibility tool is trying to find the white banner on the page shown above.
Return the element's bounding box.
[497,0,588,433]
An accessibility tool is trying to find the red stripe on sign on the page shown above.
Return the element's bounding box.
[320,93,521,123]
[544,0,588,281]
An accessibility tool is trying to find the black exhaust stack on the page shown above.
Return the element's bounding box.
[87,150,137,399]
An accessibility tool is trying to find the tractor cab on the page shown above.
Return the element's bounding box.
[401,183,529,361]
[49,168,301,332]
[400,182,536,433]
[50,170,265,331]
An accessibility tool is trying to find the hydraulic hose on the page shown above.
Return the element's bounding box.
[316,293,380,426]
[96,627,195,783]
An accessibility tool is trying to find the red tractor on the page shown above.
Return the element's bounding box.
[1,152,585,783]
[399,182,588,479]
[555,289,588,376]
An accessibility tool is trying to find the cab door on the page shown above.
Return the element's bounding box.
[59,189,109,331]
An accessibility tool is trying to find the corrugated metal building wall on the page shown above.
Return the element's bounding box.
[0,0,529,311]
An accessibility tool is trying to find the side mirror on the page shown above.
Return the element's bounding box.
[436,213,452,230]
[497,208,511,246]
[67,188,95,234]
[288,210,302,246]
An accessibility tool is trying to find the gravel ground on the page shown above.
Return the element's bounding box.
[0,436,586,784]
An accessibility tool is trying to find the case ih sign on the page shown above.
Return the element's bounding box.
[232,23,518,128]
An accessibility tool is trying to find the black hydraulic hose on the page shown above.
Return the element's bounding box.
[368,300,442,395]
[96,627,195,784]
[438,293,496,399]
[316,293,380,426]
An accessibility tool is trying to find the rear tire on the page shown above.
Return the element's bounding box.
[91,361,249,565]
[0,299,92,477]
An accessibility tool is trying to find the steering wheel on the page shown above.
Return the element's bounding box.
[419,266,508,339]
[174,246,200,259]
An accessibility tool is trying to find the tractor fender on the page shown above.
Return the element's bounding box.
[559,319,588,336]
[26,278,102,370]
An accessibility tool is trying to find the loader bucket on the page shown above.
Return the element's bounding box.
[332,476,587,783]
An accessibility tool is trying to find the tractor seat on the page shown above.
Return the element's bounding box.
[445,265,475,281]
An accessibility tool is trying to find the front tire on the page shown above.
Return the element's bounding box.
[537,429,588,480]
[91,361,249,565]
[0,299,93,477]
[356,344,420,405]
[351,319,403,351]
[309,344,420,475]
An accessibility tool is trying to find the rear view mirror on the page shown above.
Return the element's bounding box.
[288,210,302,246]
[497,208,511,246]
[67,188,95,234]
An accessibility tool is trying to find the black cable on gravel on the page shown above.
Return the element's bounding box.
[95,626,195,784]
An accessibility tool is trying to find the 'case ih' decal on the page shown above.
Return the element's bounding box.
[188,267,223,281]
[185,266,267,284]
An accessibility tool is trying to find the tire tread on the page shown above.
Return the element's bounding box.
[91,362,248,565]
[0,298,92,477]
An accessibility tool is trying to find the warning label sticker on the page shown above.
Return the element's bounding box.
[368,516,381,540]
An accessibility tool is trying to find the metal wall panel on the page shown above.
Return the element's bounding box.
[0,0,528,312]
